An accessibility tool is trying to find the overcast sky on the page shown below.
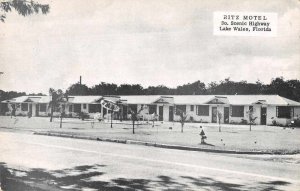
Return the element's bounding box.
[0,0,299,94]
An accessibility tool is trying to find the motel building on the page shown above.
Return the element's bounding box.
[1,95,300,126]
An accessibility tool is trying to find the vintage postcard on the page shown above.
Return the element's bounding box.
[0,0,299,190]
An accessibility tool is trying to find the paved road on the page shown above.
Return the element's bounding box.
[0,131,299,190]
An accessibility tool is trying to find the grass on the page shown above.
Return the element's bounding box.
[1,116,300,154]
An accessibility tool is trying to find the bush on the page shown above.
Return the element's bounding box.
[79,112,89,121]
[240,119,248,125]
[272,119,277,126]
[291,118,300,128]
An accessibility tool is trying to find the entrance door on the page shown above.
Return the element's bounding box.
[224,107,229,124]
[169,106,174,121]
[212,107,217,123]
[29,104,32,117]
[36,104,39,117]
[261,107,267,125]
[159,106,163,121]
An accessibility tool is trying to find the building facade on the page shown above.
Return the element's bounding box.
[1,95,300,126]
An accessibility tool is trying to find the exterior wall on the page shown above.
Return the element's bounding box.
[294,107,300,118]
[187,105,212,123]
[266,105,291,126]
[163,105,169,121]
[229,105,247,124]
[252,105,261,125]
[153,104,171,121]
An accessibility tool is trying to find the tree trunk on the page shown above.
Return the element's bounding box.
[60,115,62,128]
[111,111,113,128]
[219,120,221,132]
[133,120,135,134]
[50,106,54,122]
[181,123,183,133]
[250,123,252,131]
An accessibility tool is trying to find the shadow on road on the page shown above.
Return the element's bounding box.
[0,162,291,191]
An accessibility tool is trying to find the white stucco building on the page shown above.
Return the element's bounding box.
[1,95,300,126]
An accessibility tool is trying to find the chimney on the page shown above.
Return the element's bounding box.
[79,76,82,85]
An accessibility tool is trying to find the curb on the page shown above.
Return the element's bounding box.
[33,132,273,155]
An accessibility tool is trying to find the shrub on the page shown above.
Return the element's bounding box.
[240,119,248,125]
[79,112,89,120]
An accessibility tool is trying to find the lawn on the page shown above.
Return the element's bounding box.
[1,116,299,154]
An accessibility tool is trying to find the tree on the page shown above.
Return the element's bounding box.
[48,88,65,123]
[217,110,222,132]
[128,105,147,134]
[0,0,49,22]
[66,83,90,95]
[176,107,188,133]
[213,108,222,132]
[246,107,257,131]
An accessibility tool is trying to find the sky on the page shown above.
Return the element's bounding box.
[0,0,299,94]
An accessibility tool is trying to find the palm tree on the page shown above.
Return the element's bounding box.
[246,107,257,131]
[0,0,49,22]
[176,107,188,133]
[48,88,65,123]
[128,105,147,134]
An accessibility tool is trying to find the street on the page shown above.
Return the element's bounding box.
[0,131,300,191]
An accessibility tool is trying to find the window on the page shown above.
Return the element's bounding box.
[21,103,28,111]
[231,106,244,117]
[74,104,81,113]
[39,104,47,112]
[249,106,253,112]
[129,104,137,113]
[196,105,209,116]
[190,105,194,112]
[148,105,157,114]
[69,105,73,112]
[175,105,186,115]
[89,104,101,113]
[277,106,291,118]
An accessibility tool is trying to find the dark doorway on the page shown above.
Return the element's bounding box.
[261,107,267,125]
[159,106,163,121]
[122,105,128,120]
[224,107,229,124]
[36,104,39,117]
[169,106,174,121]
[29,104,32,113]
[212,107,217,123]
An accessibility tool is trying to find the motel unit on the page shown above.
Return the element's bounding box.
[1,95,300,126]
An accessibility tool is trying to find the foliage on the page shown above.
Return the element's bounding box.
[61,77,300,102]
[0,90,26,101]
[0,0,49,22]
[128,105,147,134]
[48,88,67,123]
[66,83,90,96]
[246,108,257,131]
[176,107,188,133]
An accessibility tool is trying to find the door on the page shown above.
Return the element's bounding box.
[29,104,33,117]
[261,107,267,125]
[169,106,174,121]
[212,107,217,123]
[159,106,163,121]
[224,107,229,124]
[122,105,128,120]
[36,104,39,117]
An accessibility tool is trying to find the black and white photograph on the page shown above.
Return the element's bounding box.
[0,0,300,190]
